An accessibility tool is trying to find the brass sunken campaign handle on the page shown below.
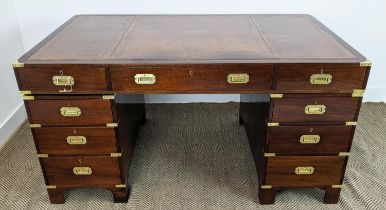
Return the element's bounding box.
[52,75,75,86]
[66,136,87,145]
[227,73,249,84]
[60,107,81,117]
[310,73,332,85]
[300,135,320,144]
[304,105,326,115]
[73,167,92,175]
[295,166,314,175]
[134,74,156,84]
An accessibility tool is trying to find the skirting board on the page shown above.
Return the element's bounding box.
[0,103,27,148]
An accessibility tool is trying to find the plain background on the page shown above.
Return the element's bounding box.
[1,0,385,145]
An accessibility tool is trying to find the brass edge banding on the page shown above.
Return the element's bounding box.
[19,90,32,95]
[267,122,279,127]
[23,96,34,100]
[264,153,276,157]
[102,95,115,100]
[115,184,126,188]
[360,59,372,67]
[37,154,48,158]
[269,93,283,99]
[12,61,24,68]
[332,185,343,189]
[261,185,272,189]
[106,123,118,127]
[46,185,57,189]
[346,121,357,126]
[339,152,350,157]
[29,124,41,128]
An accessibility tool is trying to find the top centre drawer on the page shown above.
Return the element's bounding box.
[110,65,273,93]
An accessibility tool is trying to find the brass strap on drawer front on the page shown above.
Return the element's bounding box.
[73,167,92,175]
[295,166,314,175]
[134,74,156,84]
[300,135,320,144]
[227,73,249,84]
[310,73,332,85]
[66,136,87,145]
[305,105,326,115]
[60,107,81,117]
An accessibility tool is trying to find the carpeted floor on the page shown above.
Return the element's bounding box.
[0,102,385,210]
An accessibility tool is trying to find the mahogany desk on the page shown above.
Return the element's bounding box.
[12,15,371,204]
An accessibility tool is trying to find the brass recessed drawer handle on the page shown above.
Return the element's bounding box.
[66,136,87,145]
[52,75,75,86]
[227,73,249,84]
[73,167,92,175]
[310,73,332,85]
[300,135,320,144]
[60,107,81,117]
[295,166,314,175]
[134,74,156,84]
[305,105,326,115]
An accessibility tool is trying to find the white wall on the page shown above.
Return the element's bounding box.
[0,0,27,145]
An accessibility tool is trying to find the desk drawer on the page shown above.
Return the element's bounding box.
[276,64,367,92]
[26,99,113,126]
[33,127,117,156]
[271,96,359,122]
[266,156,345,186]
[16,67,108,93]
[110,64,273,93]
[268,126,353,155]
[42,156,122,186]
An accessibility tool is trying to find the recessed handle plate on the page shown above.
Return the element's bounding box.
[305,105,326,115]
[66,136,87,145]
[295,166,314,175]
[134,74,156,84]
[300,135,320,144]
[52,75,75,86]
[73,167,92,175]
[227,73,249,84]
[310,74,332,85]
[60,107,81,117]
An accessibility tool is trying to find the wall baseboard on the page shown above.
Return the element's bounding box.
[0,103,27,147]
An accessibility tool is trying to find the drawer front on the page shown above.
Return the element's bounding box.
[16,67,108,93]
[34,127,117,156]
[27,99,113,126]
[271,96,359,122]
[266,156,345,186]
[42,157,121,186]
[110,65,273,93]
[268,126,353,154]
[276,64,367,91]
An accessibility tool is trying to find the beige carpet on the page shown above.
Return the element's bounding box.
[0,103,385,210]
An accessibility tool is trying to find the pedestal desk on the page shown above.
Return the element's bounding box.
[12,15,371,204]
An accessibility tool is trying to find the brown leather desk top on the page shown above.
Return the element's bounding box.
[19,14,365,65]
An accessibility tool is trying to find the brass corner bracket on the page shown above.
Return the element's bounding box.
[360,59,372,67]
[102,95,115,100]
[106,123,118,128]
[261,185,272,189]
[264,153,276,157]
[267,122,279,127]
[345,121,357,126]
[269,93,283,99]
[339,152,350,157]
[332,185,343,189]
[111,152,122,157]
[115,184,126,188]
[352,89,365,97]
[23,95,35,100]
[12,61,24,68]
